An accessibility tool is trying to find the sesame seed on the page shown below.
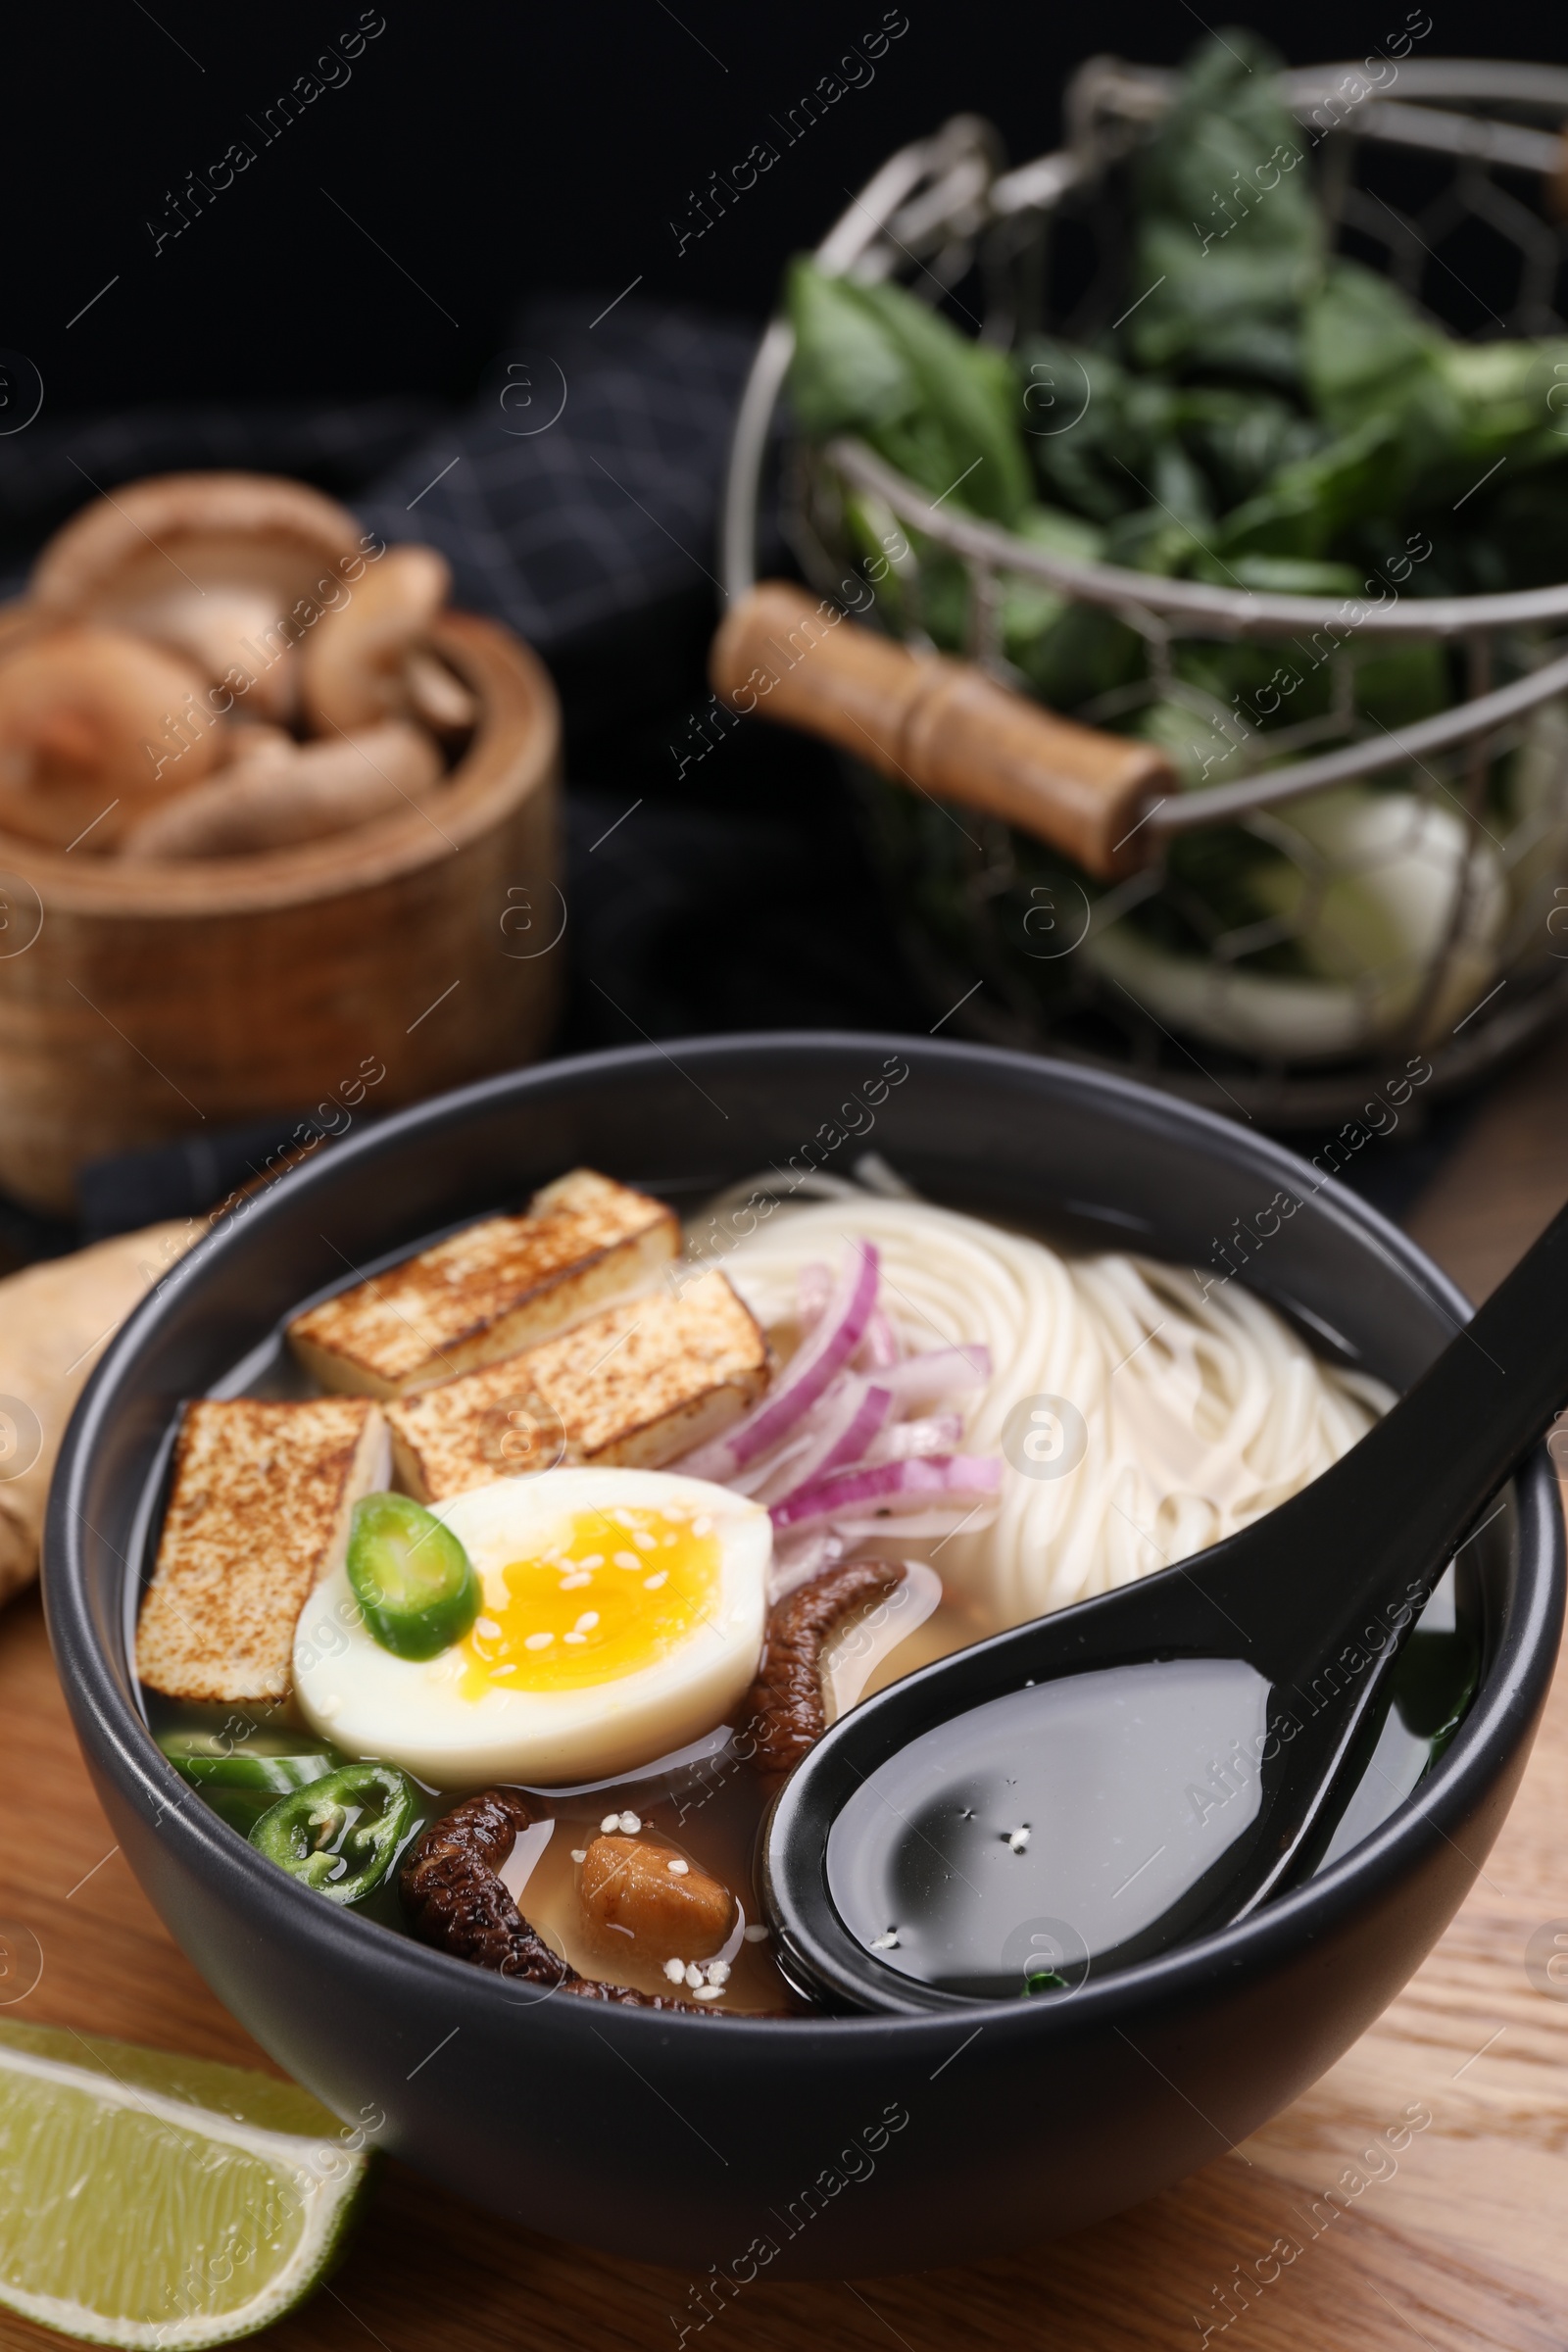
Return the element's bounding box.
[578,1554,604,1569]
[1004,1826,1030,1852]
[662,1533,678,1546]
[643,1570,668,1591]
[667,1858,690,1876]
[633,1530,657,1549]
[742,1924,769,1943]
[683,1962,704,1988]
[870,1929,900,1950]
[564,1633,586,1644]
[613,1551,642,1571]
[474,1618,502,1640]
[662,1958,685,1984]
[693,1984,723,2000]
[692,1516,712,1537]
[570,1849,587,1864]
[523,1631,554,1650]
[610,1509,636,1530]
[601,1814,620,1834]
[617,1811,641,1835]
[706,1960,730,1985]
[574,1611,600,1634]
[558,1571,591,1591]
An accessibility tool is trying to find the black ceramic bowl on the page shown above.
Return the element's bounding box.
[45,1036,1562,2279]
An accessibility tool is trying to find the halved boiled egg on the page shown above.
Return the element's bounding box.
[292,1467,771,1785]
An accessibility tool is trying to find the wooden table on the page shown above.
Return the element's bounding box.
[5,1041,1568,2352]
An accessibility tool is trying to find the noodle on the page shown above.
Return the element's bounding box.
[707,1196,1390,1631]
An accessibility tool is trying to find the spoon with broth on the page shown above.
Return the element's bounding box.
[762,1198,1568,2012]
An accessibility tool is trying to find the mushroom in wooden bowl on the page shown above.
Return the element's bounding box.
[0,472,562,1215]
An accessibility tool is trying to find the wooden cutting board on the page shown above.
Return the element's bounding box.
[4,1034,1568,2352]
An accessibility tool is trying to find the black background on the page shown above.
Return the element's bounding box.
[11,1,1559,414]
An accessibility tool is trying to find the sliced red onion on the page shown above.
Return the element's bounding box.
[744,1389,956,1505]
[723,1417,817,1498]
[864,1412,965,1464]
[811,1379,895,1479]
[760,1380,893,1511]
[854,1308,902,1372]
[880,1346,991,1408]
[796,1261,834,1326]
[679,1240,881,1482]
[723,1366,880,1498]
[770,1452,1003,1534]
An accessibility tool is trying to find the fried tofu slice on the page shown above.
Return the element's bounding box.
[286,1168,678,1399]
[385,1269,768,1503]
[135,1396,389,1704]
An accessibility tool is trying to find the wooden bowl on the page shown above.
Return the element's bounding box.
[0,610,561,1215]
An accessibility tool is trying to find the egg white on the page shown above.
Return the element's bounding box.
[292,1467,771,1786]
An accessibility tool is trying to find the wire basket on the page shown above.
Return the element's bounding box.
[720,57,1568,1125]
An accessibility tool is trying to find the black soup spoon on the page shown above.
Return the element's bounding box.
[761,1198,1568,2013]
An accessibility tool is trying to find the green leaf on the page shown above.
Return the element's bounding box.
[1125,31,1323,383]
[1014,336,1146,521]
[1173,388,1328,510]
[1102,506,1207,575]
[1298,267,1568,519]
[1302,262,1446,432]
[913,547,974,651]
[856,280,1033,522]
[998,506,1102,634]
[1007,600,1146,711]
[1133,698,1251,791]
[788,259,1032,523]
[1217,414,1402,558]
[1435,337,1568,485]
[785,257,919,440]
[1016,503,1106,565]
[1191,552,1363,595]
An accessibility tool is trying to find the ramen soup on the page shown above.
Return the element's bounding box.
[137,1168,1479,2015]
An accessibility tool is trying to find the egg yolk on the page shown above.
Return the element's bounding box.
[458,1504,722,1694]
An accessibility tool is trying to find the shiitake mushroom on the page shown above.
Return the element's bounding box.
[0,625,220,850]
[0,471,468,858]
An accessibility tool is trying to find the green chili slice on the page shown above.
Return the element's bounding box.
[249,1761,419,1904]
[160,1734,344,1796]
[346,1493,480,1660]
[159,1736,345,1833]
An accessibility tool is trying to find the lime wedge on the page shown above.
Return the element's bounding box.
[0,2021,372,2348]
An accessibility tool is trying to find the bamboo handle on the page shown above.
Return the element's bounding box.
[710,582,1171,880]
